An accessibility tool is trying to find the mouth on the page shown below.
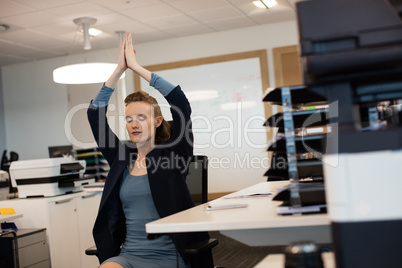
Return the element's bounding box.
[131,131,142,136]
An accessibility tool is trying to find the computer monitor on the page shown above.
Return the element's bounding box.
[48,145,73,158]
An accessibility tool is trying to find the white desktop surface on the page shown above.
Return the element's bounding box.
[0,213,23,222]
[146,182,331,246]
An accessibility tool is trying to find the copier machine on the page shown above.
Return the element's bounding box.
[9,157,94,198]
[296,0,402,267]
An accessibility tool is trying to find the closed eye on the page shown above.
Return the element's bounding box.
[125,116,133,123]
[137,115,146,121]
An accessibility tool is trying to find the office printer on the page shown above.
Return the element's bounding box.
[296,0,402,267]
[9,157,94,198]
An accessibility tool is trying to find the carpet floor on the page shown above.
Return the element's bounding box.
[209,231,286,268]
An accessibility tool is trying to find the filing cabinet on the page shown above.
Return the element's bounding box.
[0,228,50,268]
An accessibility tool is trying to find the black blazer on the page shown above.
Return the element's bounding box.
[87,86,210,265]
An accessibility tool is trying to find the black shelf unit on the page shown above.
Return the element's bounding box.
[74,148,110,181]
[262,85,329,208]
[263,85,328,183]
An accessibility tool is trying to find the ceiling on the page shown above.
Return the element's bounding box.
[0,0,299,66]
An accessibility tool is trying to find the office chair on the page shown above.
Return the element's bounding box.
[1,150,19,194]
[48,145,73,158]
[186,155,208,205]
[85,155,219,267]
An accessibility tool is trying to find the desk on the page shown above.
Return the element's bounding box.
[1,192,101,268]
[0,214,23,223]
[146,182,331,246]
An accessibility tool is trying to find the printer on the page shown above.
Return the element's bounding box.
[296,0,402,267]
[9,157,94,198]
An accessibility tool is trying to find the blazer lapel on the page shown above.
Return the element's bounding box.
[98,144,135,213]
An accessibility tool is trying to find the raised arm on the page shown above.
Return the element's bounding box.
[87,35,128,164]
[105,33,128,88]
[124,33,193,157]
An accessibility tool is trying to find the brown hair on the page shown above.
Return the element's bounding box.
[124,91,171,144]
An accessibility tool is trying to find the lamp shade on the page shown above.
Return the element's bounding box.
[53,62,124,84]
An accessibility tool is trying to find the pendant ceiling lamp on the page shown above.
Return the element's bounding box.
[53,17,124,84]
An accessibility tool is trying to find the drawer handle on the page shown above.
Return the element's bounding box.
[55,198,73,204]
[82,194,97,199]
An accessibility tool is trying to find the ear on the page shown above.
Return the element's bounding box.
[155,116,163,128]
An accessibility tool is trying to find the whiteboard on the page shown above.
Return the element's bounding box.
[140,57,269,192]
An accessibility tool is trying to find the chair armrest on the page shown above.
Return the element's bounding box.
[85,245,98,256]
[183,238,219,255]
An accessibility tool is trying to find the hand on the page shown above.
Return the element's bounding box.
[124,33,139,71]
[116,33,128,72]
[123,32,152,82]
[104,34,128,88]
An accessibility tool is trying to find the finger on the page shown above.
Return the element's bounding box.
[127,33,133,48]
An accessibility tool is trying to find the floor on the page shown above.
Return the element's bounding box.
[210,231,286,268]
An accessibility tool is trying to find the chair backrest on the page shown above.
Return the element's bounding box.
[1,150,7,171]
[186,155,208,205]
[1,150,19,194]
[48,145,73,158]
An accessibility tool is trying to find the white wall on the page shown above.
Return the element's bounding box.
[1,20,299,192]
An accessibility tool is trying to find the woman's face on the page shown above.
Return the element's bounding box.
[125,101,162,147]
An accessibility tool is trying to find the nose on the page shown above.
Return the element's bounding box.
[130,120,140,129]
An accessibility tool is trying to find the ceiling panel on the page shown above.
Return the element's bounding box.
[120,3,183,21]
[44,2,112,21]
[145,14,200,30]
[89,0,161,11]
[93,13,134,28]
[0,29,50,43]
[96,21,156,35]
[0,11,67,28]
[188,6,246,22]
[250,10,296,24]
[163,23,214,37]
[0,0,297,66]
[27,36,73,50]
[205,17,256,31]
[31,21,78,36]
[0,0,35,17]
[12,0,83,10]
[167,0,230,13]
[133,30,174,43]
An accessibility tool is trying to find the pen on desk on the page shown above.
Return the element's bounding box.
[205,203,248,211]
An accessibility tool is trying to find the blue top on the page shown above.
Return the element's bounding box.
[119,169,177,256]
[102,168,190,267]
[93,73,175,108]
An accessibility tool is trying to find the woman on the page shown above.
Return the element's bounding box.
[87,33,212,268]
